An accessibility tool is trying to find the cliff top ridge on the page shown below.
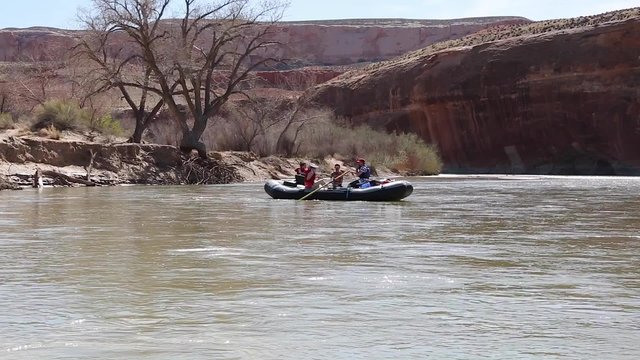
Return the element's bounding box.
[355,7,640,72]
[0,16,529,32]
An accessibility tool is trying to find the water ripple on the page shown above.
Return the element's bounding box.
[0,177,639,359]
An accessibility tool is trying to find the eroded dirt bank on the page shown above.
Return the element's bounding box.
[0,134,365,190]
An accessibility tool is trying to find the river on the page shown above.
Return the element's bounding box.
[1,176,639,359]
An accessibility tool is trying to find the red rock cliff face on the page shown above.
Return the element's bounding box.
[0,18,527,65]
[308,17,640,175]
[266,18,527,66]
[0,28,74,61]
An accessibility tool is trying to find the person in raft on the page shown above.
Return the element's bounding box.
[304,163,318,189]
[331,163,344,189]
[352,158,371,188]
[295,161,306,185]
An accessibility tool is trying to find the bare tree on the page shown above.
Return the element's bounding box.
[13,60,61,109]
[272,71,327,155]
[226,97,283,153]
[274,101,328,156]
[76,7,167,143]
[81,0,287,157]
[0,84,10,113]
[8,32,77,112]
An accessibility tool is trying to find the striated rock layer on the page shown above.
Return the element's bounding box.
[265,18,528,66]
[0,28,75,61]
[308,13,640,175]
[0,18,527,66]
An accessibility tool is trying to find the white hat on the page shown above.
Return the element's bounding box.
[309,163,318,168]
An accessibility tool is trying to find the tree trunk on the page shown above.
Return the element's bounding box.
[180,130,207,159]
[41,170,96,186]
[179,117,208,158]
[129,117,145,143]
[275,105,301,155]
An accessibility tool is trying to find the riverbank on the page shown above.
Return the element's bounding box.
[0,130,383,190]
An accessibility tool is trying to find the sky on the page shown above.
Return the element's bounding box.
[0,0,638,29]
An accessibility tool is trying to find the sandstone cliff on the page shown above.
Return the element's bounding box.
[0,18,527,66]
[265,18,528,66]
[0,27,74,61]
[307,9,640,175]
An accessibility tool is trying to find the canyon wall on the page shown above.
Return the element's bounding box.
[308,15,640,174]
[0,28,74,61]
[4,13,638,175]
[265,18,527,66]
[0,17,527,66]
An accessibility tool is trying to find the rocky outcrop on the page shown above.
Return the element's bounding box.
[0,18,527,66]
[254,69,343,89]
[0,174,20,190]
[0,133,382,189]
[0,27,75,61]
[266,18,528,66]
[307,10,640,174]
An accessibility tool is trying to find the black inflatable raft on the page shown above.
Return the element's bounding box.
[264,179,413,201]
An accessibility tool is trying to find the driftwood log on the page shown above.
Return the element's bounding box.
[84,150,96,181]
[41,170,96,186]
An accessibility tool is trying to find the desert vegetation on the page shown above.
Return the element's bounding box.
[34,100,123,137]
[295,120,442,175]
[0,112,14,130]
[1,62,442,175]
[0,0,444,177]
[436,7,639,49]
[140,98,442,175]
[75,0,291,158]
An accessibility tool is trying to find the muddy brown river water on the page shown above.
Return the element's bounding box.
[1,175,639,359]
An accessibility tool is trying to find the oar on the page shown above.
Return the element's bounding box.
[298,171,349,201]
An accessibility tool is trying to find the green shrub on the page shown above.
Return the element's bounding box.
[204,102,442,174]
[32,100,89,131]
[386,132,443,175]
[90,114,124,137]
[0,112,14,130]
[296,123,443,175]
[31,100,124,137]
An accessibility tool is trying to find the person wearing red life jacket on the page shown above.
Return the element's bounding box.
[295,161,306,185]
[304,163,317,189]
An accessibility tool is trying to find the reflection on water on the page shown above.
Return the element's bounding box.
[1,176,639,359]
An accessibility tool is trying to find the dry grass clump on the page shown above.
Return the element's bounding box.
[0,113,15,130]
[37,124,61,139]
[384,133,443,175]
[297,122,442,175]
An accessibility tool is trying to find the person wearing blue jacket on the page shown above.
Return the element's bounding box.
[351,158,371,188]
